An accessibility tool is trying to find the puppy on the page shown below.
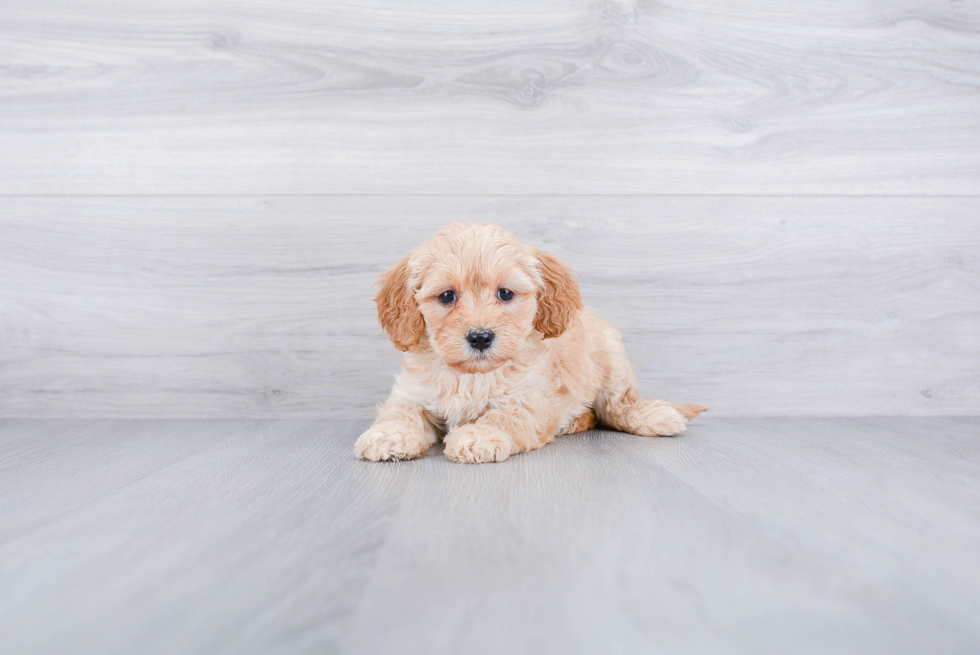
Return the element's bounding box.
[355,223,706,464]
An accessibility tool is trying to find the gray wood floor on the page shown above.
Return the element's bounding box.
[2,417,979,654]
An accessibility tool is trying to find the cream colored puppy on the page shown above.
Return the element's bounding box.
[355,223,706,464]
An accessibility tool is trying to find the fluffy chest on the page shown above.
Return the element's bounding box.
[429,373,508,427]
[397,361,545,430]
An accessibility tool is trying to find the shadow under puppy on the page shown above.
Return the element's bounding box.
[355,223,707,464]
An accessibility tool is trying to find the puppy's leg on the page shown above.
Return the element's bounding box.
[594,335,706,437]
[597,386,689,437]
[354,399,438,461]
[444,403,551,464]
[558,408,597,436]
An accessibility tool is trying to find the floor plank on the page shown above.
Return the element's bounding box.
[1,417,977,654]
[1,0,978,194]
[0,419,244,541]
[344,417,980,654]
[2,195,978,419]
[0,419,411,655]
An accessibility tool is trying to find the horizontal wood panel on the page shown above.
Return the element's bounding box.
[1,195,977,418]
[1,0,978,194]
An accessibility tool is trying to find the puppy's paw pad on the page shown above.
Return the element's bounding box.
[444,425,511,464]
[631,404,688,437]
[354,423,427,461]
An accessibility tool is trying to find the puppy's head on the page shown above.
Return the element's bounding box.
[376,223,582,373]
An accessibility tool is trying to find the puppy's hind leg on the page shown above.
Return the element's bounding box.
[596,384,690,437]
[593,341,706,437]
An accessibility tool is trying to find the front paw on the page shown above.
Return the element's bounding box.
[354,422,429,461]
[444,424,512,464]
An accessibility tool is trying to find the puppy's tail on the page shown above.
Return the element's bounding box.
[670,403,709,420]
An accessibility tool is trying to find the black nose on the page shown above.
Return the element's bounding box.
[466,329,495,351]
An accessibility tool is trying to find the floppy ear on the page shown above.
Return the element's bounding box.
[533,249,583,339]
[376,254,425,352]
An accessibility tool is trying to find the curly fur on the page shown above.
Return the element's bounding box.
[532,249,583,339]
[375,254,425,352]
[355,223,706,464]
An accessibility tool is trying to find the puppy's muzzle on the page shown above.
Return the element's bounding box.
[465,329,495,352]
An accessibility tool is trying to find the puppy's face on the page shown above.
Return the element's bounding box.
[376,223,582,373]
[415,253,538,374]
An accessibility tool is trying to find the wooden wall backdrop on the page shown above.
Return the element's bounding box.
[2,197,977,418]
[1,0,978,417]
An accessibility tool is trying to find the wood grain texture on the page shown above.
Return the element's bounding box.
[2,195,978,418]
[1,417,978,654]
[1,0,978,194]
[346,416,980,654]
[0,419,413,655]
[0,419,244,541]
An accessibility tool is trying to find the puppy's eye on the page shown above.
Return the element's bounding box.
[496,288,515,302]
[438,290,457,305]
